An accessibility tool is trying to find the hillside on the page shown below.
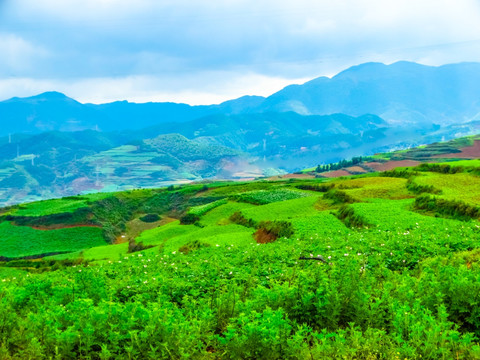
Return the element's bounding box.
[0,155,479,358]
[288,134,480,179]
[0,131,253,206]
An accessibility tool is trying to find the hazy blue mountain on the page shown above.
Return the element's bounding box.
[258,62,480,125]
[3,62,480,136]
[0,92,265,136]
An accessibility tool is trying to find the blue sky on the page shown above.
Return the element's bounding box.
[1,0,480,104]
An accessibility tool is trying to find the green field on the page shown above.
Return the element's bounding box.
[1,158,480,358]
[0,222,105,258]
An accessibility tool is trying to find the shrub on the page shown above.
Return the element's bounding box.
[416,163,464,174]
[413,195,480,221]
[139,214,161,223]
[382,169,418,178]
[323,189,357,204]
[296,183,334,192]
[254,220,294,243]
[127,239,152,253]
[229,211,257,228]
[335,205,371,228]
[179,240,210,254]
[180,213,200,225]
[406,179,442,195]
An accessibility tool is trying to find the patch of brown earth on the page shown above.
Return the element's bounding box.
[320,170,351,178]
[281,173,316,179]
[363,160,421,172]
[433,140,480,159]
[344,166,368,174]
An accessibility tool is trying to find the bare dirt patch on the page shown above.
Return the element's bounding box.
[320,170,351,178]
[281,173,316,179]
[364,160,421,172]
[345,166,368,174]
[433,140,480,159]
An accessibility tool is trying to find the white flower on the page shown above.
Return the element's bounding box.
[344,253,349,256]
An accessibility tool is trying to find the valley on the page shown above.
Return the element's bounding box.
[0,151,479,358]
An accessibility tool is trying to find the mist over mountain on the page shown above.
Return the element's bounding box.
[256,62,480,125]
[2,62,480,136]
[1,61,480,205]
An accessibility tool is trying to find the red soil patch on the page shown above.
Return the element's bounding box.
[29,224,101,231]
[320,170,351,178]
[345,166,367,174]
[364,160,421,172]
[281,173,316,179]
[433,140,480,159]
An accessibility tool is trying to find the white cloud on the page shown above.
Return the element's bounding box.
[0,33,50,74]
[0,72,311,104]
[1,0,480,103]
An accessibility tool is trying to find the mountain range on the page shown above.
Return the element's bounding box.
[1,61,480,205]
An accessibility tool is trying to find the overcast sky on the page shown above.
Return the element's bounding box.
[1,0,480,104]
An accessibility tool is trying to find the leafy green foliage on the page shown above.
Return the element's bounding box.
[406,178,442,194]
[1,167,480,358]
[315,156,370,173]
[414,195,480,220]
[233,189,309,205]
[0,222,105,258]
[139,214,161,223]
[323,189,357,204]
[335,205,372,228]
[295,183,335,192]
[254,220,294,243]
[179,213,200,225]
[229,211,257,228]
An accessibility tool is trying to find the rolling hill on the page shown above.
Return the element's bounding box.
[0,148,479,358]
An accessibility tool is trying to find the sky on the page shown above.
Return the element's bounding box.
[1,0,480,104]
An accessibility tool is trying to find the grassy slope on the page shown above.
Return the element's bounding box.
[1,158,480,358]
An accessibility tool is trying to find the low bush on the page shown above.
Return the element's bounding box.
[414,195,480,221]
[323,189,357,204]
[254,220,294,243]
[335,205,372,228]
[406,179,442,194]
[296,183,335,192]
[139,214,161,223]
[229,211,257,228]
[180,213,200,225]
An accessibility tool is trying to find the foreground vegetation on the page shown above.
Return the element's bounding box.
[0,159,480,358]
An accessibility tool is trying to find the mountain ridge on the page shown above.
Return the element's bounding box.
[3,61,480,135]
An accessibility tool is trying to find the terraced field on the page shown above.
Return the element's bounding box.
[1,158,480,358]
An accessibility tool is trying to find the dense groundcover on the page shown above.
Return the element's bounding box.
[1,237,480,359]
[1,163,480,359]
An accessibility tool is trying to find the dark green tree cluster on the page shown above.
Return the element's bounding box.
[315,157,366,173]
[295,183,335,192]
